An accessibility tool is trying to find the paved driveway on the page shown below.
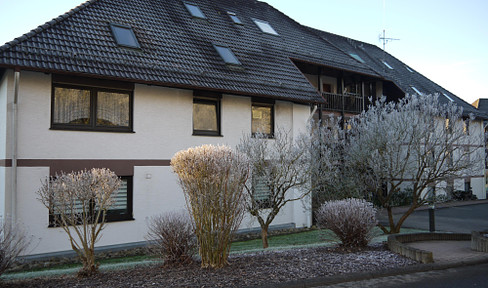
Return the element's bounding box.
[378,202,488,233]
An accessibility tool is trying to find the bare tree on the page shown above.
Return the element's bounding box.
[307,118,362,214]
[346,94,483,233]
[237,129,311,248]
[171,145,248,268]
[37,168,121,276]
[0,217,30,276]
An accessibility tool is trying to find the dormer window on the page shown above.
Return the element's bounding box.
[110,24,140,49]
[253,19,279,35]
[443,93,455,102]
[184,2,206,19]
[411,86,422,95]
[349,53,365,63]
[227,11,243,25]
[382,61,393,69]
[213,44,241,65]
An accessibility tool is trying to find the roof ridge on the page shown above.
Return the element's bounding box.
[304,26,381,78]
[0,0,98,52]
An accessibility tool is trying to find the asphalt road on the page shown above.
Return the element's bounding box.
[379,203,488,233]
[322,262,488,288]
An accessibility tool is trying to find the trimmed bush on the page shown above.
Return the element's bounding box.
[146,211,197,267]
[171,144,248,268]
[316,198,377,247]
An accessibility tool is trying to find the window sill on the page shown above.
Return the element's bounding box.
[48,217,135,228]
[192,132,223,137]
[50,127,135,133]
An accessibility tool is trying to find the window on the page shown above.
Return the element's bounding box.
[252,174,272,209]
[213,44,241,65]
[51,76,133,132]
[252,103,274,137]
[253,19,279,35]
[193,93,221,136]
[411,86,422,95]
[443,93,455,102]
[349,53,365,63]
[184,2,206,19]
[405,66,414,73]
[49,176,133,226]
[382,61,393,69]
[227,11,243,25]
[110,24,140,49]
[107,177,133,221]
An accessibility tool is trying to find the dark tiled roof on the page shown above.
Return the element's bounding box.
[0,0,379,103]
[0,0,485,118]
[309,28,487,118]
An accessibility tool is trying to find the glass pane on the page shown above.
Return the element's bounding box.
[214,45,240,65]
[252,105,272,135]
[184,3,206,19]
[111,25,140,48]
[110,179,128,211]
[228,12,242,24]
[253,19,278,35]
[97,91,130,127]
[193,101,218,131]
[53,87,91,125]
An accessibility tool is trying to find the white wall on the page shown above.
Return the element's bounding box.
[13,71,312,255]
[0,71,9,218]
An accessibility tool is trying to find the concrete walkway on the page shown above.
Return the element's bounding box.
[407,240,488,264]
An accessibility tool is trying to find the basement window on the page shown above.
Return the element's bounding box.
[110,24,140,49]
[184,2,206,19]
[253,19,279,35]
[214,45,241,65]
[227,11,243,25]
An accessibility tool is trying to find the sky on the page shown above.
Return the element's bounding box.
[0,0,487,104]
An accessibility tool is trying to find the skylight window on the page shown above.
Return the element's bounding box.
[405,66,414,73]
[443,93,455,102]
[184,2,206,19]
[214,45,241,65]
[411,86,422,95]
[253,19,279,35]
[382,61,393,69]
[110,24,140,49]
[227,11,243,25]
[349,53,365,63]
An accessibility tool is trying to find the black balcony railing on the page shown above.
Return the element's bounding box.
[321,92,364,114]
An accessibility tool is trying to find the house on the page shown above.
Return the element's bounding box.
[0,0,485,256]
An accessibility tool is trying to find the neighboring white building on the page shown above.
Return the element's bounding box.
[0,0,485,256]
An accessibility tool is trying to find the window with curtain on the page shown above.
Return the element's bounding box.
[52,81,133,132]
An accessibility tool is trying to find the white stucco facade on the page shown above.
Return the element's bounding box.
[0,70,313,255]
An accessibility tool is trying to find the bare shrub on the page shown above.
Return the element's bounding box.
[0,217,30,276]
[146,211,196,267]
[171,144,248,268]
[37,168,121,276]
[316,198,377,248]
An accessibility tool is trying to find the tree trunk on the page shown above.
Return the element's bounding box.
[261,226,269,249]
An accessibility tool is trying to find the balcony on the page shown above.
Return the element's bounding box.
[321,92,364,114]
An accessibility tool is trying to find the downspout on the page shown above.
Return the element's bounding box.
[11,69,20,221]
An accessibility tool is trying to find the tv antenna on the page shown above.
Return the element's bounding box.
[379,29,399,51]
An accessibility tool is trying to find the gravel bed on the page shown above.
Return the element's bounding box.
[3,244,418,288]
